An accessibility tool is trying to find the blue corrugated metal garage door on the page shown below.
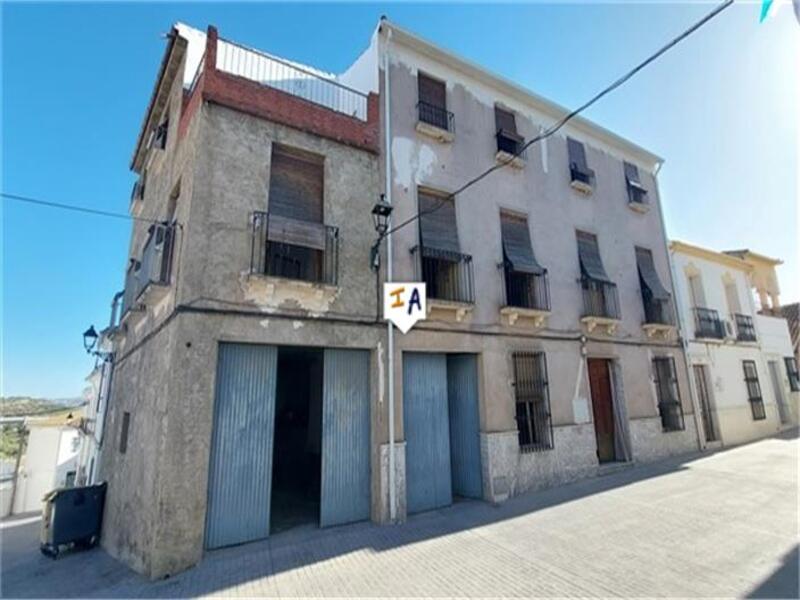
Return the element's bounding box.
[403,353,452,514]
[205,343,278,549]
[320,348,371,527]
[447,354,482,499]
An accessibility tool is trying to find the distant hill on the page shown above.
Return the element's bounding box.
[0,396,84,418]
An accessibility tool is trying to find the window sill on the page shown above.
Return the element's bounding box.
[427,298,474,323]
[628,201,650,214]
[581,315,619,335]
[642,323,675,340]
[415,120,454,143]
[495,150,525,169]
[500,306,550,328]
[570,179,593,195]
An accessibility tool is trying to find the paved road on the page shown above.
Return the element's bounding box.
[2,432,797,598]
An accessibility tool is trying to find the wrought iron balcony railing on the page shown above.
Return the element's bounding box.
[581,278,620,320]
[121,223,175,317]
[693,307,725,339]
[503,267,550,312]
[417,101,454,133]
[411,246,474,304]
[643,297,674,326]
[250,212,339,285]
[733,313,757,342]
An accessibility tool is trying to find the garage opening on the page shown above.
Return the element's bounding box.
[271,346,323,533]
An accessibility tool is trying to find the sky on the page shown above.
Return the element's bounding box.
[2,1,798,399]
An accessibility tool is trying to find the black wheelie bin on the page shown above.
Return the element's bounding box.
[40,482,107,558]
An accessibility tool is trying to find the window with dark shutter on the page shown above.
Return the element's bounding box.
[576,231,610,282]
[653,357,684,431]
[501,213,543,274]
[418,189,460,256]
[495,106,523,155]
[635,247,670,300]
[742,360,766,420]
[568,137,594,184]
[512,352,553,451]
[268,146,324,223]
[785,357,800,392]
[624,161,647,203]
[418,73,446,109]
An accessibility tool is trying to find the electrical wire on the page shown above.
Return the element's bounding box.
[1,192,168,225]
[378,0,734,242]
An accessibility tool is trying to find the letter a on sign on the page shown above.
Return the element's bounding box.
[384,283,426,333]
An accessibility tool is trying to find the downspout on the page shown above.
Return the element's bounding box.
[382,22,397,523]
[654,162,705,450]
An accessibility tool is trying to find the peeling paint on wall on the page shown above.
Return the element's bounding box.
[391,137,438,191]
[240,272,340,313]
[292,320,304,330]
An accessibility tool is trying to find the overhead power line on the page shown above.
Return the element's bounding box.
[379,0,735,242]
[1,192,164,225]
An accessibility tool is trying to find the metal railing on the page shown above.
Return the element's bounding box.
[217,38,369,120]
[417,101,454,133]
[496,130,527,158]
[411,246,474,304]
[581,278,620,319]
[570,163,595,186]
[733,313,757,342]
[643,296,674,325]
[513,352,553,452]
[250,212,338,285]
[658,401,685,432]
[503,267,550,311]
[121,260,141,317]
[693,307,725,339]
[121,224,175,317]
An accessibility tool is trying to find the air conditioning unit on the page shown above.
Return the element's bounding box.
[723,319,736,342]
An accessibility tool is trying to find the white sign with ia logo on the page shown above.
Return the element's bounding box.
[383,283,426,333]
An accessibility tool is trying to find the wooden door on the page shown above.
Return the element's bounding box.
[587,359,616,463]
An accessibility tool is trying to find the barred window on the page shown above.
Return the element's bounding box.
[785,357,800,392]
[512,352,553,452]
[653,357,685,431]
[742,360,766,420]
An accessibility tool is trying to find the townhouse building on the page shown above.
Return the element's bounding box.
[670,241,797,447]
[98,20,700,578]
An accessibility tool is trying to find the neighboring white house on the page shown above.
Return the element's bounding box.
[670,241,792,448]
[77,356,113,486]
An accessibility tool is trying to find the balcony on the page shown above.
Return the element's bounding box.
[500,268,551,327]
[733,313,757,342]
[642,297,675,339]
[416,101,454,143]
[121,223,176,320]
[250,212,338,286]
[580,278,620,334]
[412,245,474,322]
[693,307,725,340]
[570,163,595,195]
[495,130,526,169]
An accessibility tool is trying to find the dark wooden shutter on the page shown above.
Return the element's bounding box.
[624,162,640,184]
[635,247,670,300]
[501,213,543,274]
[576,231,610,282]
[567,137,588,170]
[418,73,446,109]
[267,214,327,250]
[495,106,517,135]
[268,147,324,223]
[418,190,460,255]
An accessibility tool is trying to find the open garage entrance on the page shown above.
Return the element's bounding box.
[205,343,371,550]
[403,353,483,514]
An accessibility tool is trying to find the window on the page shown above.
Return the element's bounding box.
[568,137,594,186]
[512,352,553,451]
[500,212,548,310]
[635,247,672,325]
[417,73,451,132]
[119,411,131,454]
[154,117,169,150]
[495,106,524,155]
[264,145,330,283]
[624,162,647,204]
[416,189,473,303]
[742,361,766,420]
[576,231,619,319]
[652,357,685,431]
[785,357,800,392]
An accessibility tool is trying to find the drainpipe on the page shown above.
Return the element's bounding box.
[382,21,397,523]
[654,162,705,450]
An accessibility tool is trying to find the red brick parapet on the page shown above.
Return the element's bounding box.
[178,25,379,154]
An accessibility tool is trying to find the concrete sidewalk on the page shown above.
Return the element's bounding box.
[2,432,797,598]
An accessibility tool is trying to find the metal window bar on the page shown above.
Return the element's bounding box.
[733,313,757,342]
[742,360,766,421]
[512,352,554,452]
[642,293,674,325]
[216,38,369,121]
[410,245,474,304]
[785,357,800,392]
[250,212,338,285]
[417,101,454,133]
[496,131,527,159]
[653,358,685,431]
[137,224,175,301]
[693,307,725,339]
[581,278,621,319]
[503,267,550,311]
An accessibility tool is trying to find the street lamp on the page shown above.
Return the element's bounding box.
[83,325,99,354]
[370,197,393,271]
